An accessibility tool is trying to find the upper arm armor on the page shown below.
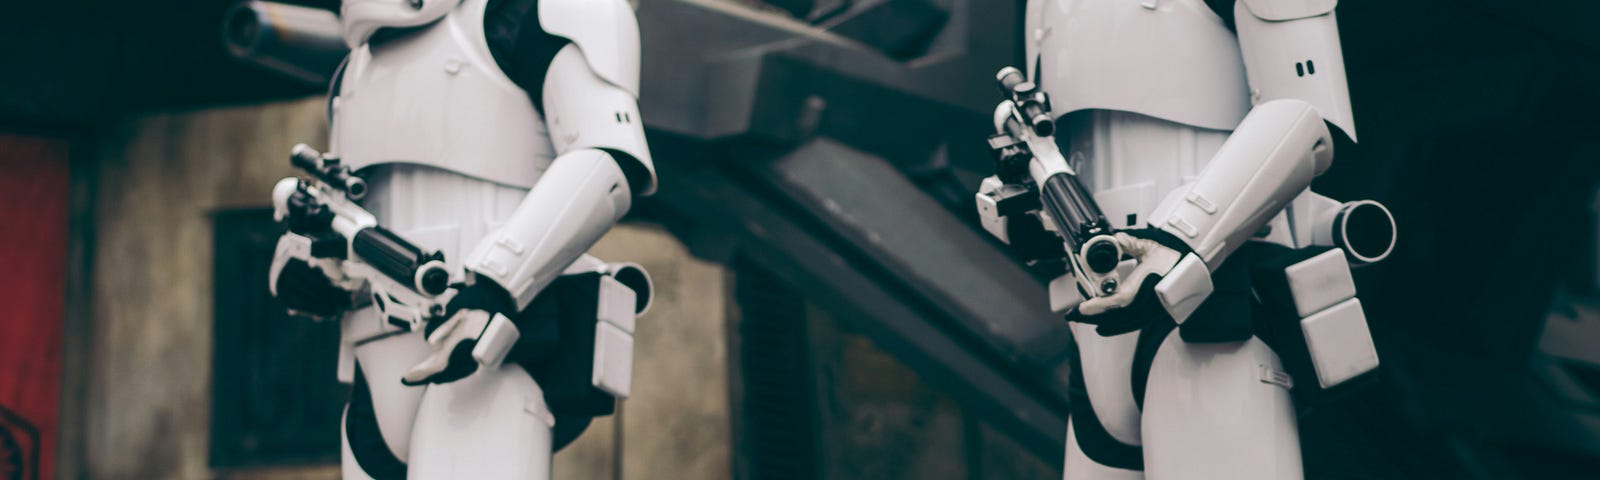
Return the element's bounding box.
[543,44,657,195]
[539,0,641,96]
[1235,0,1356,140]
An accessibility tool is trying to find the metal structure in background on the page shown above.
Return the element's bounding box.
[627,0,1076,458]
[221,1,346,85]
[626,0,1074,458]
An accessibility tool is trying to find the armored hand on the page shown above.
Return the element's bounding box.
[269,232,362,320]
[1068,229,1210,336]
[401,276,522,386]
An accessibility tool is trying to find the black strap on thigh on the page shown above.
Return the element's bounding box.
[1132,244,1271,410]
[1130,317,1177,412]
[346,363,408,479]
[510,273,618,452]
[1067,339,1145,471]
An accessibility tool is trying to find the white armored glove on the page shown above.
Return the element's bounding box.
[401,276,523,385]
[1066,228,1206,336]
[1078,231,1187,315]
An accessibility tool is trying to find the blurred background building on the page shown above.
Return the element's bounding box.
[2,0,1600,479]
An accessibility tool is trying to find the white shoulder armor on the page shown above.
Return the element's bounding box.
[539,0,642,97]
[1035,0,1250,131]
[543,44,657,195]
[1235,0,1356,140]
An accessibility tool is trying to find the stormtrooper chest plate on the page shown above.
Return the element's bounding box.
[1033,0,1250,131]
[330,4,556,189]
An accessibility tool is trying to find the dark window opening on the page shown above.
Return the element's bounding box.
[210,208,345,468]
[731,259,819,480]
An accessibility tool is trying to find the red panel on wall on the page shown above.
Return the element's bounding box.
[0,133,69,480]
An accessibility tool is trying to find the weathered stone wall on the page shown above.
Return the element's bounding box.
[81,98,731,479]
[86,98,327,480]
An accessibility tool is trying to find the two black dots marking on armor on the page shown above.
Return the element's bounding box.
[614,111,633,124]
[1295,60,1317,77]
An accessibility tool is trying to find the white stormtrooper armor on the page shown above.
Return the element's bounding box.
[977,0,1395,478]
[268,0,653,478]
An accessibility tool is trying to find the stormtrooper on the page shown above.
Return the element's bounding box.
[975,1,1397,478]
[264,0,655,478]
